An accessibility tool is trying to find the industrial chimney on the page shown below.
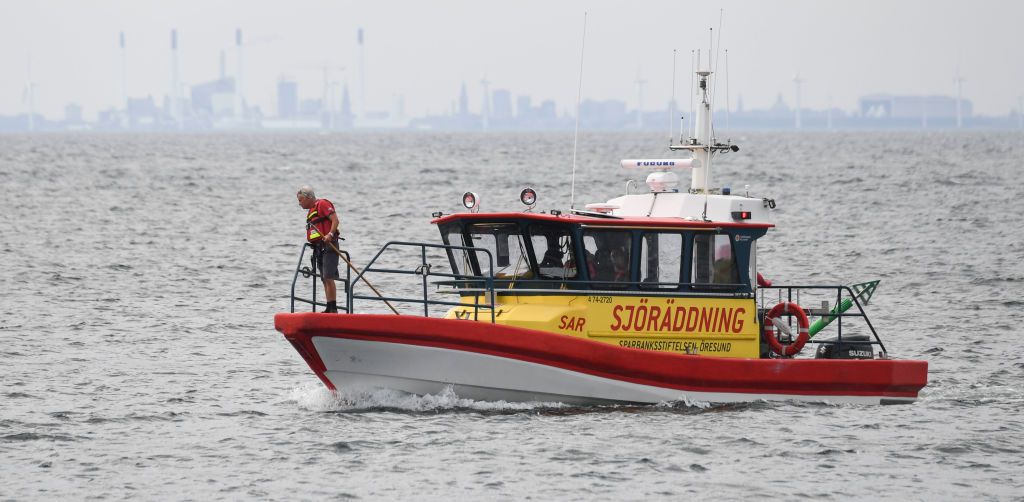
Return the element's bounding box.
[235,28,244,120]
[357,27,364,121]
[171,29,181,129]
[120,32,127,113]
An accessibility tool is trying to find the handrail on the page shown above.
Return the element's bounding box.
[289,243,352,313]
[758,284,887,355]
[348,241,498,322]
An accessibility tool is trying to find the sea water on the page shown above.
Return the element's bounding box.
[1,131,1022,499]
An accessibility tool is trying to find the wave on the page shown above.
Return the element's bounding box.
[287,382,567,413]
[287,383,748,414]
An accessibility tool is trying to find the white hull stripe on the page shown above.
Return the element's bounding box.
[311,337,912,405]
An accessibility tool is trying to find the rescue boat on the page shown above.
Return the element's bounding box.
[275,68,928,405]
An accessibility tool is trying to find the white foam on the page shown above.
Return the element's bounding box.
[287,382,566,413]
[656,396,712,409]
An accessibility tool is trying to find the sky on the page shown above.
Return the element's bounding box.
[1,0,1022,119]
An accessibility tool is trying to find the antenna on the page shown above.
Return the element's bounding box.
[711,10,723,113]
[569,12,587,210]
[669,49,677,145]
[703,27,713,221]
[725,49,730,131]
[689,50,696,140]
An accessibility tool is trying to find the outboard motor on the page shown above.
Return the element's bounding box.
[814,334,875,360]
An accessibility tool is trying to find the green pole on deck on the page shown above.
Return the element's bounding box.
[808,280,880,338]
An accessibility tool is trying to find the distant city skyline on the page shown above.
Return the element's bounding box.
[2,0,1023,121]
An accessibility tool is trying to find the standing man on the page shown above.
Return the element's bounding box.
[297,185,341,313]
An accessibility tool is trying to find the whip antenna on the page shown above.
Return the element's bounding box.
[570,12,588,210]
[725,49,730,131]
[669,49,677,145]
[689,50,695,140]
[712,9,724,108]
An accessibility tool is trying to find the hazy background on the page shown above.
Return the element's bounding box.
[2,0,1022,120]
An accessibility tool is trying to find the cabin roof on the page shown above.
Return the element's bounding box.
[431,212,775,229]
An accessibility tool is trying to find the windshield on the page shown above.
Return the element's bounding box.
[528,224,578,280]
[693,233,739,287]
[467,223,531,279]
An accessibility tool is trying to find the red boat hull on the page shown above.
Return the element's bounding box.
[275,313,928,405]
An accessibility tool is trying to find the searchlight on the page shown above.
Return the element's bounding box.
[462,192,481,213]
[520,187,537,210]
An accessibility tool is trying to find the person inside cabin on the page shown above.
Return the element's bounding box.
[539,234,564,268]
[712,243,738,285]
[297,185,342,313]
[609,247,629,282]
[591,235,614,281]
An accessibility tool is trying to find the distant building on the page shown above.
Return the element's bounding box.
[277,80,298,118]
[859,94,971,120]
[491,89,513,121]
[64,103,83,124]
[126,95,162,127]
[339,83,354,128]
[458,82,469,117]
[537,100,557,120]
[516,96,532,119]
[580,99,628,129]
[299,98,323,117]
[191,77,235,118]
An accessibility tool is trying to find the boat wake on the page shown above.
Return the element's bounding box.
[287,382,569,413]
[287,382,743,415]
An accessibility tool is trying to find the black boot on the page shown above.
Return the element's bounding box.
[325,301,338,313]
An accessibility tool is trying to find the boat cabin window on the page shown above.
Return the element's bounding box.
[468,223,531,279]
[441,225,472,276]
[582,229,632,288]
[692,233,739,288]
[640,232,683,289]
[528,224,578,279]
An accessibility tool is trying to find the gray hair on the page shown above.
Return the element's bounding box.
[297,185,316,200]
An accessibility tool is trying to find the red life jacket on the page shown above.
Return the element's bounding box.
[306,199,336,242]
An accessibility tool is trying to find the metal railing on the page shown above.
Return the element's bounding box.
[758,284,887,356]
[430,278,754,298]
[289,243,352,313]
[347,241,499,323]
[287,243,885,358]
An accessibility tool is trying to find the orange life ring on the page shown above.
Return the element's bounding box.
[763,302,810,356]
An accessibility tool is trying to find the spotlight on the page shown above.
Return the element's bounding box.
[462,192,480,212]
[520,187,537,209]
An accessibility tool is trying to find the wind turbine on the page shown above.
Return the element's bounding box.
[480,77,491,130]
[1018,96,1023,130]
[231,29,277,121]
[954,69,966,129]
[119,32,127,114]
[635,69,647,129]
[171,29,182,129]
[793,73,805,129]
[24,55,38,131]
[321,65,345,130]
[827,95,833,130]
